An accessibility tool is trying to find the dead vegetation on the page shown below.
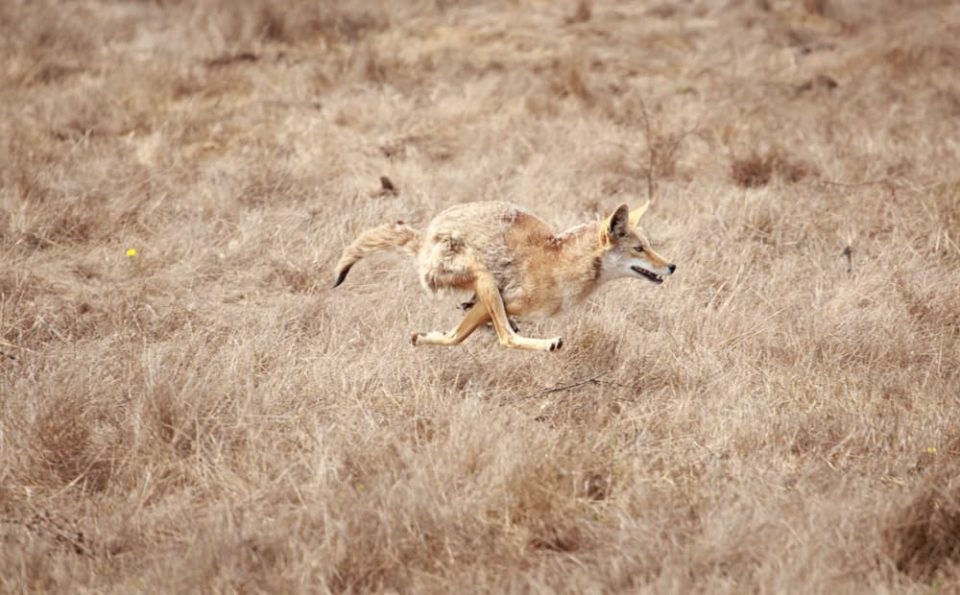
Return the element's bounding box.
[730,148,813,188]
[885,460,960,581]
[2,0,960,592]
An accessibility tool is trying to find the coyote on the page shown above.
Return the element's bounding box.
[333,201,676,351]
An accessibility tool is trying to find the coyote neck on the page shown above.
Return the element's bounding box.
[546,221,606,299]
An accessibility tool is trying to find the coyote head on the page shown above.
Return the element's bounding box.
[598,202,676,285]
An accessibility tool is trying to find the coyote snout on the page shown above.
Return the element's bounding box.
[334,201,676,352]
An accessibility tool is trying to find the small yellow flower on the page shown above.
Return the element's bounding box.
[927,447,937,455]
[126,248,137,257]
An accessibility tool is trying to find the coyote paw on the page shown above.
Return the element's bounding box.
[549,337,563,352]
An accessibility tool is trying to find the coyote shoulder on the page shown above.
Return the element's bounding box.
[334,201,676,351]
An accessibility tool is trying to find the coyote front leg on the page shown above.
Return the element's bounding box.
[412,302,490,347]
[459,295,520,332]
[474,273,562,352]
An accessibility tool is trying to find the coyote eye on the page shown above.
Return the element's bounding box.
[635,246,645,253]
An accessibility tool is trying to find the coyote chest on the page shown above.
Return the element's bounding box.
[333,200,676,351]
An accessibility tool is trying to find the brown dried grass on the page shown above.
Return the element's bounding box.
[885,460,960,581]
[2,0,960,592]
[730,148,813,188]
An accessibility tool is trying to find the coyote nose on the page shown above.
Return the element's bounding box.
[668,264,677,274]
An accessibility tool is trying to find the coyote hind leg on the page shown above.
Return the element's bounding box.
[474,273,562,352]
[412,303,490,347]
[458,296,477,311]
[459,294,520,333]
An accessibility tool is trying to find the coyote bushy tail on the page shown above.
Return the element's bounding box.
[333,221,421,287]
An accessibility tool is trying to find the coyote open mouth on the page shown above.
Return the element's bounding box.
[631,266,664,284]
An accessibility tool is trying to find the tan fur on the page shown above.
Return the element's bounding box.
[334,201,676,351]
[333,222,420,287]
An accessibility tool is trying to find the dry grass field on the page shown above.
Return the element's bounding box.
[2,0,960,592]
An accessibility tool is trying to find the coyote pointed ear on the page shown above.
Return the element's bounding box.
[629,201,650,228]
[604,204,630,241]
